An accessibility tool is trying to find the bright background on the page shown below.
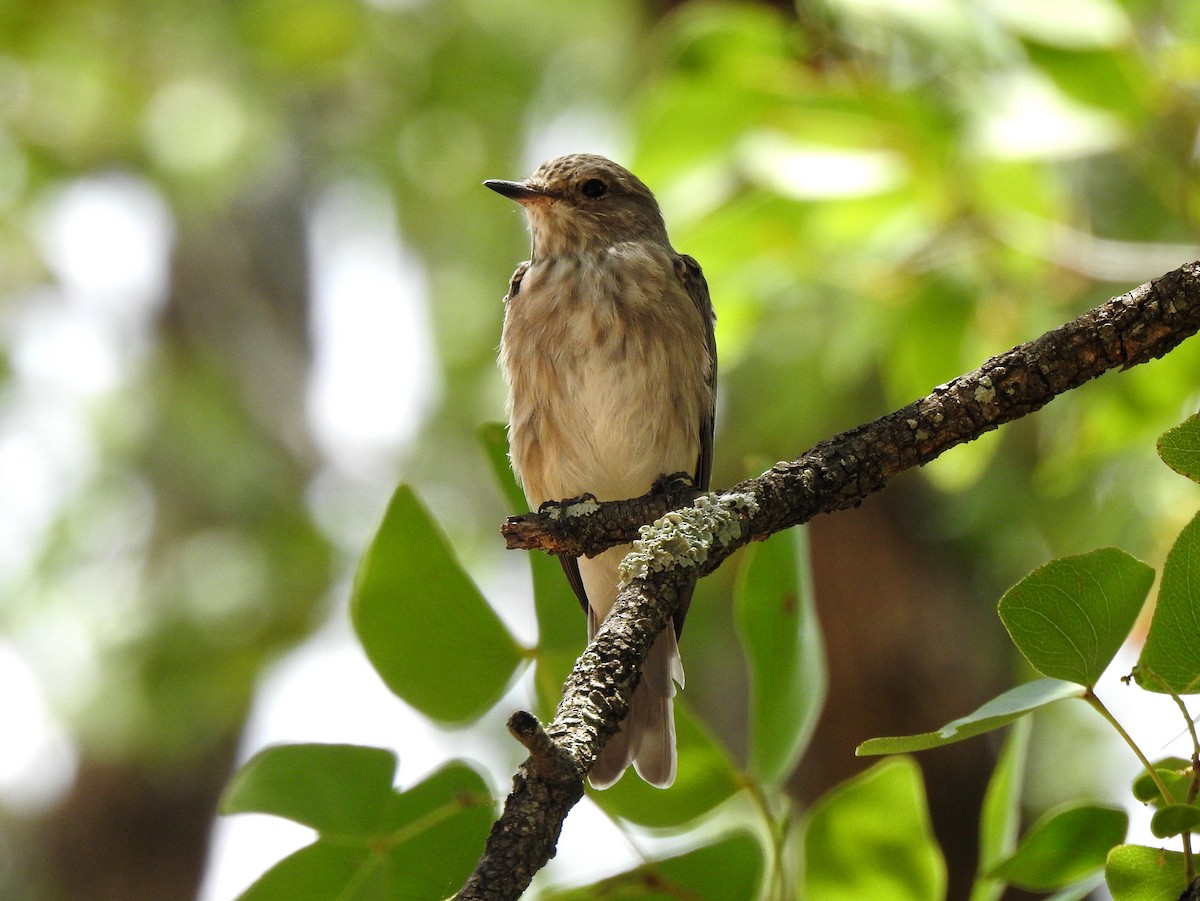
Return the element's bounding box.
[2,0,1200,898]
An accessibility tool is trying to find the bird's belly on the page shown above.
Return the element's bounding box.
[567,358,694,499]
[513,344,699,507]
[503,250,708,509]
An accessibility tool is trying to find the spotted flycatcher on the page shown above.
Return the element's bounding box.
[486,154,716,788]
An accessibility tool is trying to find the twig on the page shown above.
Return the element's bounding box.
[456,261,1200,901]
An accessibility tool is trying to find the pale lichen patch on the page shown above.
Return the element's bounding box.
[973,375,996,404]
[564,496,600,517]
[617,492,759,587]
[544,495,600,521]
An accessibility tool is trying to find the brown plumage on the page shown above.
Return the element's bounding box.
[487,154,716,788]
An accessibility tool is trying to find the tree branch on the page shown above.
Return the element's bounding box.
[456,260,1200,900]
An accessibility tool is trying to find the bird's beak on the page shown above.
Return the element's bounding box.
[484,179,554,204]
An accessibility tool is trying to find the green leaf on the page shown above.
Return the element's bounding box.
[1150,804,1200,839]
[990,804,1127,891]
[220,743,396,836]
[1131,759,1192,806]
[1025,44,1145,119]
[376,762,494,894]
[234,761,493,901]
[1106,844,1189,901]
[529,581,594,715]
[857,678,1085,755]
[588,700,740,828]
[803,758,946,901]
[478,422,584,670]
[1135,511,1200,694]
[541,830,763,900]
[477,421,526,514]
[237,843,373,901]
[733,526,825,786]
[1045,876,1106,901]
[533,646,582,717]
[998,548,1153,687]
[1157,415,1200,483]
[970,717,1030,901]
[351,483,523,723]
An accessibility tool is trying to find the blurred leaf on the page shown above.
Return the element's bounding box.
[589,701,739,829]
[883,276,1002,492]
[998,548,1153,686]
[351,483,523,723]
[857,678,1085,755]
[1024,44,1146,119]
[234,761,492,901]
[1105,845,1189,901]
[970,717,1030,901]
[478,422,580,662]
[220,743,396,836]
[237,843,373,901]
[1135,511,1200,694]
[1157,416,1200,483]
[239,0,364,74]
[635,4,793,180]
[989,0,1132,49]
[377,762,494,890]
[1045,876,1106,901]
[803,757,945,901]
[531,589,645,716]
[533,646,582,717]
[1131,759,1192,806]
[989,804,1126,890]
[882,275,976,410]
[1150,804,1200,839]
[540,831,763,900]
[477,421,525,514]
[733,526,825,785]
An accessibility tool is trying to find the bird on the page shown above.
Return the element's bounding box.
[485,153,716,788]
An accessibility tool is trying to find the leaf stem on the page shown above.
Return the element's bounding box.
[1166,693,1200,803]
[1083,689,1170,800]
[745,778,793,900]
[1085,689,1195,881]
[1167,693,1199,882]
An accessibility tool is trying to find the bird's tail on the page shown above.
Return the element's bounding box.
[589,621,683,789]
[579,546,685,789]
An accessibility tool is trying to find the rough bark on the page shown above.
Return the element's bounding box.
[459,261,1200,900]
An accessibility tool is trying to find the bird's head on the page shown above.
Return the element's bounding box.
[485,154,669,258]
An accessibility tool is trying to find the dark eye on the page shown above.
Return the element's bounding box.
[580,178,608,198]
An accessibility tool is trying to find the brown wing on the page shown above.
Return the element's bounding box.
[505,260,530,301]
[671,253,717,637]
[674,253,717,491]
[560,557,590,616]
